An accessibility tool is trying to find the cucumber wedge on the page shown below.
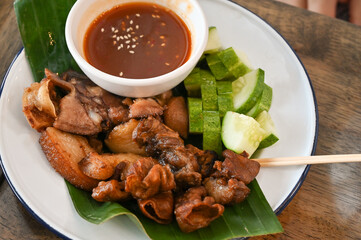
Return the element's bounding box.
[188,98,203,134]
[203,111,222,155]
[218,93,233,117]
[204,26,222,54]
[256,111,279,149]
[206,53,234,80]
[222,111,266,156]
[235,48,253,70]
[201,84,218,111]
[184,68,201,97]
[216,81,233,94]
[232,68,265,114]
[246,83,273,118]
[218,47,251,78]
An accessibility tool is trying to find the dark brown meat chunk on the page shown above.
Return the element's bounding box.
[22,69,74,132]
[164,96,188,139]
[174,186,224,233]
[203,177,250,205]
[185,144,217,178]
[212,150,260,185]
[138,191,174,224]
[129,98,163,119]
[133,117,201,188]
[154,90,173,106]
[53,69,129,135]
[92,180,130,202]
[133,117,184,157]
[125,157,175,199]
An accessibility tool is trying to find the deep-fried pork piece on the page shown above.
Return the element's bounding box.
[133,117,184,157]
[92,179,130,202]
[23,69,130,135]
[154,89,173,106]
[138,191,174,224]
[133,117,202,188]
[105,119,146,155]
[22,69,73,132]
[174,186,224,233]
[212,150,260,184]
[203,150,260,205]
[125,157,175,199]
[203,177,250,205]
[129,98,163,118]
[55,70,128,135]
[78,152,142,180]
[164,96,188,139]
[185,144,217,178]
[39,127,99,191]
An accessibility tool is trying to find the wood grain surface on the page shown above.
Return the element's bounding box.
[0,0,360,239]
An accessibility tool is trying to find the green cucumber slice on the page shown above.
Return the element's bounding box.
[256,111,279,148]
[184,68,201,97]
[206,53,234,80]
[235,49,253,70]
[201,84,218,111]
[203,111,222,155]
[204,26,222,54]
[218,93,233,117]
[246,83,273,118]
[188,98,203,133]
[199,69,216,85]
[221,111,265,156]
[216,81,233,94]
[232,68,265,114]
[218,47,251,78]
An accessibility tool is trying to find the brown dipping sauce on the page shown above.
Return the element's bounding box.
[84,2,191,79]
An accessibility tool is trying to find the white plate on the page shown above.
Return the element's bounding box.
[0,0,318,239]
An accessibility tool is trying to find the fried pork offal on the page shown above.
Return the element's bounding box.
[22,69,261,233]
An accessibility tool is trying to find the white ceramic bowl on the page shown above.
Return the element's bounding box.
[65,0,208,97]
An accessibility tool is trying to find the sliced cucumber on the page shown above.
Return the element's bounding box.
[188,98,203,134]
[221,111,265,156]
[218,47,251,78]
[201,84,218,111]
[199,69,216,85]
[232,68,265,114]
[216,81,233,94]
[246,83,273,118]
[234,48,253,70]
[218,93,233,118]
[206,53,234,80]
[256,111,279,149]
[204,26,222,54]
[184,68,201,97]
[203,111,222,155]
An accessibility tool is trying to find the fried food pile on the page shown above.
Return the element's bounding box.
[22,69,260,233]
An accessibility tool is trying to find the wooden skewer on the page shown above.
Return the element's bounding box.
[254,154,361,167]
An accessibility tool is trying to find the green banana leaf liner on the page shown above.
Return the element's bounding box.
[14,0,283,239]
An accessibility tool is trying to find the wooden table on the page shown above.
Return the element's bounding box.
[1,0,360,239]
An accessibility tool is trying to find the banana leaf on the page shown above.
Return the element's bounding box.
[15,0,283,238]
[14,0,78,82]
[66,179,282,239]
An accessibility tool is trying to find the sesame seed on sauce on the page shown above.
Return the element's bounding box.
[84,2,191,78]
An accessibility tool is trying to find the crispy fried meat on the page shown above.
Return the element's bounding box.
[125,157,176,199]
[138,191,174,224]
[92,180,130,202]
[39,127,99,191]
[174,186,224,233]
